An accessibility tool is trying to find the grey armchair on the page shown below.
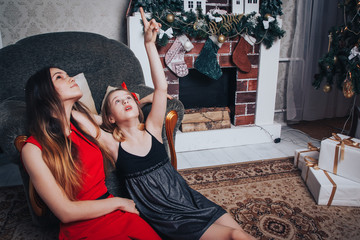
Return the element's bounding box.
[0,31,184,226]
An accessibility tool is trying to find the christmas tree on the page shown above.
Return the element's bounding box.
[313,0,360,98]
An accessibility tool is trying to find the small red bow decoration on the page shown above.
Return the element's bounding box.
[121,82,140,104]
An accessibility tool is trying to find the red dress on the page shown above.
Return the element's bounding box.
[25,123,160,240]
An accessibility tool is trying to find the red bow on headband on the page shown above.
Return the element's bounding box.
[121,82,140,104]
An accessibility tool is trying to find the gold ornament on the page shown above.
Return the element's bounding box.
[323,83,332,93]
[328,33,332,52]
[333,56,338,64]
[166,13,175,23]
[343,72,355,98]
[218,34,226,43]
[326,65,331,72]
[264,13,272,19]
[343,80,354,98]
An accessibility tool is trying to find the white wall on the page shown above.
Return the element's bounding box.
[0,30,2,48]
[0,0,130,46]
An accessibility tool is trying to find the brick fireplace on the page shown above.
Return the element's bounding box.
[127,13,282,152]
[157,37,259,126]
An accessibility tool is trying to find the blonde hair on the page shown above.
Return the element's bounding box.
[101,88,145,142]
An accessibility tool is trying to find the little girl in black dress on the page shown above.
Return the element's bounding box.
[101,7,255,240]
[115,128,225,239]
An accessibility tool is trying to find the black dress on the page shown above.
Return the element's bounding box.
[116,130,226,240]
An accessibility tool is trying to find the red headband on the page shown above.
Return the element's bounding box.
[121,82,140,104]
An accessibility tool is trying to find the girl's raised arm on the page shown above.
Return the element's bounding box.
[140,7,168,140]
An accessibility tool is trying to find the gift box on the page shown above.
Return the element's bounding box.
[318,133,360,183]
[294,143,319,170]
[302,162,360,207]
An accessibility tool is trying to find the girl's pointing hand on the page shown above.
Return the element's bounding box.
[140,7,162,44]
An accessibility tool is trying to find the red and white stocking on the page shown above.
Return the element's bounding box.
[165,35,194,77]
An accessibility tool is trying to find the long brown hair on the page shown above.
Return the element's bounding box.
[101,88,144,142]
[25,67,113,200]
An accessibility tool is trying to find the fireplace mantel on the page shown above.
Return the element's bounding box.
[127,13,282,152]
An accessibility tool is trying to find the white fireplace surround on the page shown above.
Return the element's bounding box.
[127,13,282,152]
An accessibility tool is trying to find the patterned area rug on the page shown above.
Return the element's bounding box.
[0,185,58,239]
[1,157,359,239]
[179,157,360,240]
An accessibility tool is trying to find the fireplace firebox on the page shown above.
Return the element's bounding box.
[179,68,236,110]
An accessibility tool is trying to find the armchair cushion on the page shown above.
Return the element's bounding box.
[75,73,98,115]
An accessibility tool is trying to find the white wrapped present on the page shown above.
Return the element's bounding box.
[318,133,360,183]
[294,143,319,170]
[302,159,360,207]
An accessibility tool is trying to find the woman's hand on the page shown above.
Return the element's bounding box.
[140,92,173,107]
[140,7,161,44]
[116,197,140,215]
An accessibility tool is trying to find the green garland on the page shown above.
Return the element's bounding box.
[132,0,183,13]
[313,0,360,95]
[131,0,285,49]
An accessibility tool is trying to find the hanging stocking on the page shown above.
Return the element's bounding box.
[194,35,223,80]
[165,35,194,77]
[232,34,255,73]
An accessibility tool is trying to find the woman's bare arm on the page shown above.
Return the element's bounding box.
[21,143,138,224]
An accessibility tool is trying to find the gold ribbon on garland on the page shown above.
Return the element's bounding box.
[208,14,244,36]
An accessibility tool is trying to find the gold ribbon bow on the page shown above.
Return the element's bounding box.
[295,142,319,168]
[304,156,319,182]
[330,133,360,174]
[308,142,319,151]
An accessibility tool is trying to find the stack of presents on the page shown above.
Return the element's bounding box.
[294,133,360,207]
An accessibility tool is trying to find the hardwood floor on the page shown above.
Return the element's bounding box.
[177,125,321,169]
[287,117,351,141]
